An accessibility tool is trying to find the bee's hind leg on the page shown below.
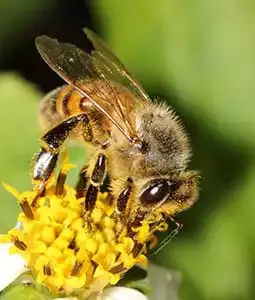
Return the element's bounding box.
[32,113,93,186]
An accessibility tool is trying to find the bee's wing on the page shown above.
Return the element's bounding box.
[35,33,151,144]
[83,28,151,103]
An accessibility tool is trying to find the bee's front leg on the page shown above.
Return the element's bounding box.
[32,149,59,185]
[32,113,92,186]
[149,217,183,256]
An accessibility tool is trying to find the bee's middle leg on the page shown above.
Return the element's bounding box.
[76,151,107,212]
[33,114,93,185]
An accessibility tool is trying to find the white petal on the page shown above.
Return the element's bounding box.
[101,287,148,300]
[0,243,27,292]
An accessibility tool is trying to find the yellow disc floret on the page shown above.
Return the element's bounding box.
[0,156,169,297]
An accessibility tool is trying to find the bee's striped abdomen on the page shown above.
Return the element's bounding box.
[39,86,63,130]
[39,85,87,131]
[56,85,86,117]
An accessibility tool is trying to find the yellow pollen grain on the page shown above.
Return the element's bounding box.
[92,251,116,270]
[63,248,76,261]
[91,207,103,224]
[136,254,148,267]
[102,216,115,229]
[75,247,87,259]
[54,237,69,250]
[157,222,168,231]
[76,231,88,246]
[71,218,84,231]
[35,255,49,271]
[135,223,150,243]
[103,228,115,242]
[55,212,67,224]
[93,265,108,278]
[59,228,74,241]
[103,252,116,269]
[65,275,86,289]
[115,237,134,254]
[30,241,48,254]
[46,246,63,259]
[40,226,56,245]
[45,276,65,291]
[63,255,76,271]
[97,243,111,255]
[85,238,98,254]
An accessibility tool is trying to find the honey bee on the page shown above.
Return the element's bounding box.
[33,29,199,246]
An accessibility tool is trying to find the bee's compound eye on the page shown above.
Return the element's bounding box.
[140,180,171,205]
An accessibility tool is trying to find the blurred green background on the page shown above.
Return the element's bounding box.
[0,1,254,299]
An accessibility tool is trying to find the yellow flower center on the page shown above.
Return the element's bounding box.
[0,156,169,297]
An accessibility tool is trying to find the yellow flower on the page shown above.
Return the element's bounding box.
[0,155,169,298]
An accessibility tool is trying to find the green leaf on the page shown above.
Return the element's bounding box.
[164,0,255,148]
[0,73,41,232]
[0,284,52,300]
